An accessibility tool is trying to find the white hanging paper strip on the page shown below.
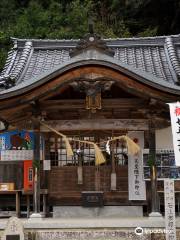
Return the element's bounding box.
[164,179,176,240]
[168,102,180,166]
[128,131,146,200]
[105,140,110,155]
[43,160,51,170]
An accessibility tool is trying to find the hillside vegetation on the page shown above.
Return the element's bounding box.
[0,0,180,70]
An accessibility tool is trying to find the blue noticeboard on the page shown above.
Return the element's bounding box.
[0,130,34,150]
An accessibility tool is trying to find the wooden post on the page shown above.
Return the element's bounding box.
[30,120,41,218]
[111,140,116,173]
[77,165,83,185]
[95,135,100,191]
[111,139,116,190]
[148,118,161,216]
[95,167,100,191]
[43,194,46,217]
[15,191,20,217]
[77,141,83,185]
[26,195,30,218]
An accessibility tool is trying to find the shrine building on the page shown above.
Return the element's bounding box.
[0,33,180,220]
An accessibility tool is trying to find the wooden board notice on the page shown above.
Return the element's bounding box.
[164,179,176,240]
[128,131,146,200]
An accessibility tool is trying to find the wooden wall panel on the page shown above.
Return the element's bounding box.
[0,161,23,189]
[48,165,130,205]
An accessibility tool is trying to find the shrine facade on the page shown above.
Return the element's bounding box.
[0,33,180,218]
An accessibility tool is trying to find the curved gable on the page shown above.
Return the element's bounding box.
[0,49,180,101]
[0,34,180,92]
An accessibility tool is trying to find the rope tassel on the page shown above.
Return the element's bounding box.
[77,140,106,165]
[94,143,106,165]
[107,135,140,156]
[38,120,74,157]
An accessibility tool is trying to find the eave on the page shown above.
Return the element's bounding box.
[0,49,180,101]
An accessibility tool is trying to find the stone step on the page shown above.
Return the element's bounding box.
[53,206,143,218]
[28,229,150,240]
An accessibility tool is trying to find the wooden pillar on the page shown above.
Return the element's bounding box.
[95,167,100,191]
[77,140,83,185]
[43,194,46,217]
[148,118,160,216]
[111,140,116,173]
[95,135,100,191]
[33,121,41,214]
[15,191,20,217]
[111,140,116,190]
[26,195,30,218]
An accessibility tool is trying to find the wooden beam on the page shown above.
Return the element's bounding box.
[39,119,149,131]
[40,98,146,110]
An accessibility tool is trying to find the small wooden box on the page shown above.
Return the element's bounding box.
[0,183,15,191]
[82,191,104,207]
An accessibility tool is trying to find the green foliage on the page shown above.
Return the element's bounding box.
[33,159,40,169]
[0,0,180,70]
[147,152,156,167]
[94,22,117,38]
[0,49,7,71]
[138,27,158,37]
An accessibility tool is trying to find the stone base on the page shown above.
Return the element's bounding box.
[53,206,143,218]
[29,229,150,240]
[29,213,43,220]
[148,212,163,217]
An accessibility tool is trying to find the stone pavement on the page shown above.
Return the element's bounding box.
[0,217,180,240]
[0,217,169,230]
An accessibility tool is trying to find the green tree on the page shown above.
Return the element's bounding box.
[0,0,180,71]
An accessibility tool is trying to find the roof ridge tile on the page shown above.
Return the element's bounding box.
[9,41,33,82]
[165,37,180,81]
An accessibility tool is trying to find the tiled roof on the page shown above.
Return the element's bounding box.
[0,34,180,93]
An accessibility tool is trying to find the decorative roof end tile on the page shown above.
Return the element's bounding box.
[70,33,115,58]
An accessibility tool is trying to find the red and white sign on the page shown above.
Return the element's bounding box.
[169,102,180,166]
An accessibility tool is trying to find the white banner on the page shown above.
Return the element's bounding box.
[1,150,33,161]
[128,131,146,200]
[164,179,176,240]
[169,102,180,166]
